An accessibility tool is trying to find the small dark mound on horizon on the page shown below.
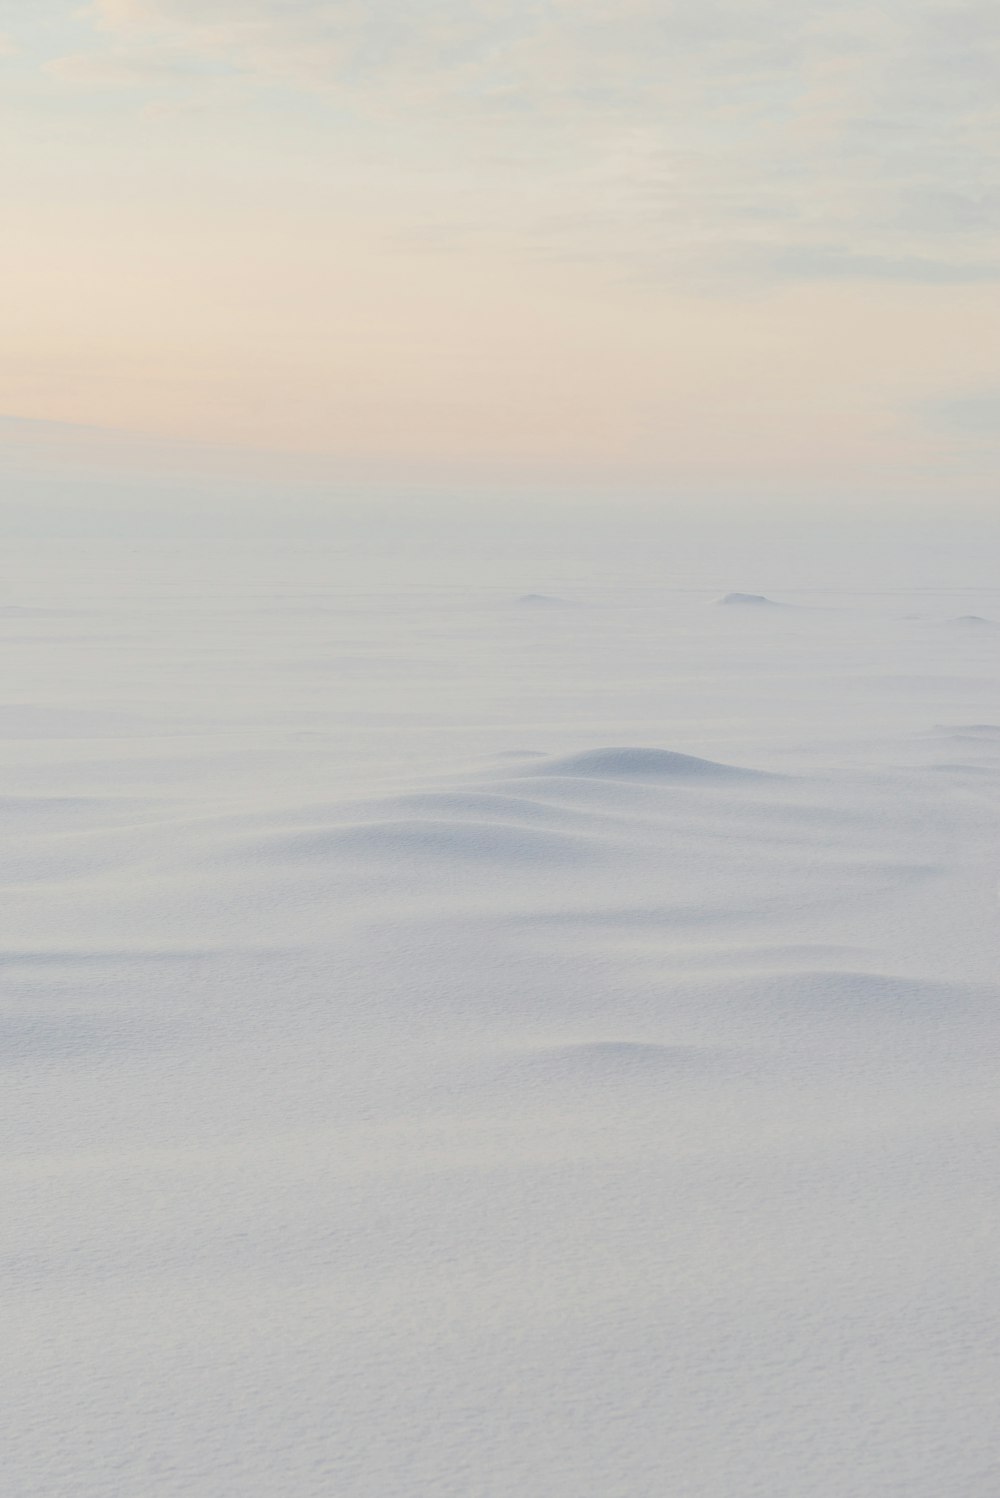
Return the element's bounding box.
[517,593,574,607]
[718,592,781,607]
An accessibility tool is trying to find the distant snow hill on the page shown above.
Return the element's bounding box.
[717,592,783,607]
[517,593,575,607]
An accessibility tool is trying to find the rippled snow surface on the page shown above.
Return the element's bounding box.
[4,532,1000,1497]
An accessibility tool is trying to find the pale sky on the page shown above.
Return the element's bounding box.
[1,1,998,506]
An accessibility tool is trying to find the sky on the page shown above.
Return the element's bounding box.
[1,1,998,513]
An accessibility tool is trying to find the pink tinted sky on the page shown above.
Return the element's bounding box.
[1,1,998,507]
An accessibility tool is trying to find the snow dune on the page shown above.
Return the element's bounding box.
[526,744,768,780]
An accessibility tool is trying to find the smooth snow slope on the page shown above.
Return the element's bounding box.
[3,531,1000,1498]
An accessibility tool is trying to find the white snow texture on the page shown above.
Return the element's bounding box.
[3,530,1000,1498]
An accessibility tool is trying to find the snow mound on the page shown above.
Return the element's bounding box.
[527,746,762,781]
[466,1040,747,1094]
[256,818,600,865]
[717,592,781,607]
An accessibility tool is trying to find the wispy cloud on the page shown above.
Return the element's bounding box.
[46,0,999,287]
[46,48,215,85]
[918,389,1000,436]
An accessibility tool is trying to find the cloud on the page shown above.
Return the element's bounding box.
[919,390,1000,436]
[740,245,1000,286]
[46,1,1000,286]
[45,48,214,85]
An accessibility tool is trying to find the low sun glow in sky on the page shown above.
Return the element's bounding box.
[2,1,998,504]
